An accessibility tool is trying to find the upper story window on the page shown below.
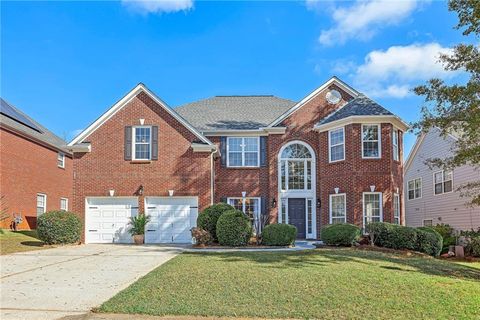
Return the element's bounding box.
[393,193,400,224]
[280,143,313,191]
[60,198,68,211]
[57,152,65,168]
[362,124,381,159]
[407,178,422,200]
[329,127,345,162]
[392,129,399,161]
[434,170,453,195]
[227,137,259,167]
[133,126,151,160]
[37,194,46,216]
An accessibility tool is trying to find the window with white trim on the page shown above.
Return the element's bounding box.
[37,194,46,216]
[57,152,65,168]
[280,143,313,191]
[407,178,422,200]
[423,219,433,227]
[329,127,345,162]
[227,137,259,167]
[363,192,382,227]
[362,124,381,158]
[434,170,453,195]
[307,199,313,234]
[60,198,68,211]
[392,130,399,161]
[329,194,346,224]
[393,193,400,224]
[227,197,260,220]
[133,126,151,160]
[280,198,287,224]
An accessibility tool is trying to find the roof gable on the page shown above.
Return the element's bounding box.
[68,84,213,146]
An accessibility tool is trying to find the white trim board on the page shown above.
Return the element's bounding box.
[69,83,213,147]
[314,115,409,133]
[268,76,359,127]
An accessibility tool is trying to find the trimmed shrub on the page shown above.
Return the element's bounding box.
[388,226,417,250]
[191,227,213,245]
[321,223,361,246]
[416,227,443,256]
[197,203,234,241]
[262,224,297,246]
[465,236,480,257]
[365,222,396,247]
[433,223,456,253]
[216,209,252,246]
[37,211,82,245]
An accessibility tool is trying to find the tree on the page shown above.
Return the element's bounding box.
[413,0,480,206]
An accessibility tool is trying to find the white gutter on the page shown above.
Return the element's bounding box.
[210,148,218,205]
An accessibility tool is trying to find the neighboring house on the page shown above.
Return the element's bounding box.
[404,128,480,230]
[68,77,408,243]
[0,98,73,229]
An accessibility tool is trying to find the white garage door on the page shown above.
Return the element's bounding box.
[144,197,198,244]
[85,197,138,244]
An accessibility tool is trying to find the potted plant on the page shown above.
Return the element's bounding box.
[128,214,150,245]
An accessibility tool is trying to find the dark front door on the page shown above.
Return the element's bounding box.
[288,198,306,239]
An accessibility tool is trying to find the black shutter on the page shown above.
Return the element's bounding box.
[260,136,267,167]
[220,197,227,204]
[124,126,132,161]
[220,136,227,167]
[151,126,158,160]
[261,196,267,216]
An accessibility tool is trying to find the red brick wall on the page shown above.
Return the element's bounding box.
[0,128,73,229]
[72,92,212,239]
[212,84,404,237]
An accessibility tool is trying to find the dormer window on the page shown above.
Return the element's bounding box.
[133,126,151,160]
[362,124,381,159]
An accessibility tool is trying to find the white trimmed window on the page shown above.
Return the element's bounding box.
[407,178,422,200]
[307,198,313,234]
[434,170,453,195]
[423,219,433,227]
[392,130,399,161]
[363,192,382,227]
[329,194,346,224]
[227,137,259,167]
[362,124,381,158]
[280,143,313,191]
[60,198,68,211]
[133,126,151,160]
[280,198,287,224]
[393,193,400,225]
[37,194,47,216]
[227,197,260,220]
[57,152,65,168]
[329,127,345,162]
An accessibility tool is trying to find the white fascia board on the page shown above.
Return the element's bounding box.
[268,77,359,127]
[202,127,287,137]
[68,84,213,146]
[69,142,91,153]
[191,143,217,152]
[314,115,409,133]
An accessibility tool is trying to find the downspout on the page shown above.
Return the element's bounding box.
[210,148,218,205]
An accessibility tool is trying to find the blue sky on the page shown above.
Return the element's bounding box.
[1,0,468,155]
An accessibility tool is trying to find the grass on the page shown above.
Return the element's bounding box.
[0,229,50,255]
[99,248,480,320]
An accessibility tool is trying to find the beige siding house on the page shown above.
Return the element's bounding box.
[404,128,480,230]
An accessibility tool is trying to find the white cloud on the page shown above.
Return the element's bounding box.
[121,0,194,14]
[317,0,421,46]
[352,43,455,98]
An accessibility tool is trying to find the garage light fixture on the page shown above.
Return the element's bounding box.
[136,185,144,196]
[168,190,174,197]
[241,191,246,198]
[109,189,115,197]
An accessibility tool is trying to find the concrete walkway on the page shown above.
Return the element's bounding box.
[0,244,184,320]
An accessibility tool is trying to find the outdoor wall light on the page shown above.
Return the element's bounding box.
[168,190,174,197]
[334,187,340,194]
[108,189,115,197]
[316,199,321,208]
[370,185,376,192]
[136,185,144,196]
[271,198,277,208]
[241,191,247,198]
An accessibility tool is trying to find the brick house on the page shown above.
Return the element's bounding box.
[69,77,408,243]
[0,98,73,230]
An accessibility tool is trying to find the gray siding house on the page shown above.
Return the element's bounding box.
[404,128,480,230]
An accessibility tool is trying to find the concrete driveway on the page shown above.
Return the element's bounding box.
[0,244,184,320]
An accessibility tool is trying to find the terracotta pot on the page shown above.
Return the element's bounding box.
[133,234,144,245]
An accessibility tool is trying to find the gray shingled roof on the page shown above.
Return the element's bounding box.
[175,96,295,131]
[317,94,393,126]
[0,98,70,154]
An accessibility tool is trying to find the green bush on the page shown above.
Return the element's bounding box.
[365,222,396,247]
[216,209,252,246]
[128,214,150,236]
[388,226,418,250]
[321,223,361,246]
[37,211,82,245]
[261,224,297,246]
[197,203,234,241]
[465,236,480,257]
[432,223,456,253]
[416,227,443,256]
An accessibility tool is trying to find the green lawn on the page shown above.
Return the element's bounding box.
[99,248,480,319]
[0,229,50,255]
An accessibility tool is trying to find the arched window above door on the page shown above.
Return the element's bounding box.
[279,142,314,191]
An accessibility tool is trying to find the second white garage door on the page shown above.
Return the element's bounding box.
[144,197,198,244]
